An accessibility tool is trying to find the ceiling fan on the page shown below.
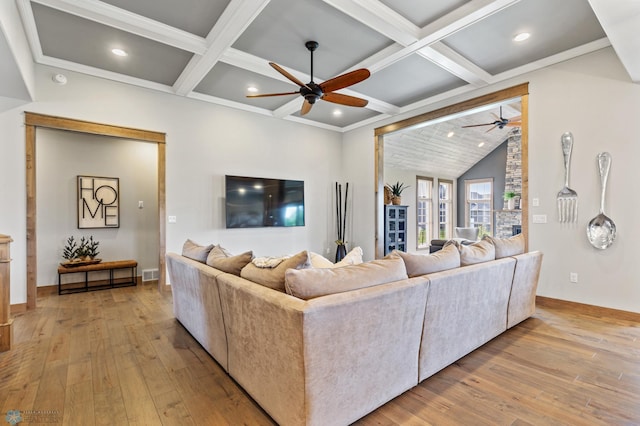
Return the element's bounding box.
[461,106,522,132]
[246,41,370,116]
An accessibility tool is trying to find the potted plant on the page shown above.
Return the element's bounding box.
[62,235,100,265]
[504,191,517,210]
[386,181,409,205]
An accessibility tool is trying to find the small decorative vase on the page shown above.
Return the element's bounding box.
[507,198,515,210]
[335,244,347,262]
[391,196,401,205]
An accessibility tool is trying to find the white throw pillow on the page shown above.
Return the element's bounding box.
[309,247,364,268]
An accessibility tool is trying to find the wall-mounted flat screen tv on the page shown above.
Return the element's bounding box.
[225,175,305,228]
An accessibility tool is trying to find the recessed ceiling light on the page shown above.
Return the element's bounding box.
[478,142,485,147]
[447,131,455,138]
[513,32,530,42]
[333,109,342,116]
[247,86,258,93]
[111,48,128,57]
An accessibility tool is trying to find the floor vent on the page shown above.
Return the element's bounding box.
[142,269,159,282]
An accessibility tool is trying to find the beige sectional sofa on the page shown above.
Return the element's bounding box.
[166,239,542,426]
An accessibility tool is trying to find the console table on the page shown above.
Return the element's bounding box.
[58,259,137,295]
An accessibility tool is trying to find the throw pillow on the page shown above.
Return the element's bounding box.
[335,246,363,267]
[309,247,364,268]
[309,252,335,268]
[206,245,253,276]
[284,257,408,300]
[240,250,311,291]
[182,239,214,263]
[446,239,495,266]
[454,227,479,241]
[392,244,460,277]
[482,233,525,258]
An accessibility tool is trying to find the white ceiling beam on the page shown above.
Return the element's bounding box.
[30,0,207,54]
[588,0,640,83]
[323,0,420,45]
[173,0,270,96]
[418,42,492,86]
[325,0,520,85]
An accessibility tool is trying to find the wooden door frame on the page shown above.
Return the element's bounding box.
[374,83,529,258]
[24,112,167,309]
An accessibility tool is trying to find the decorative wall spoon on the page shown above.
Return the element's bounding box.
[586,152,616,249]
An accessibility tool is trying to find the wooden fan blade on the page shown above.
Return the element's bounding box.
[246,91,299,98]
[319,68,370,93]
[508,115,522,122]
[506,122,522,127]
[485,124,499,133]
[301,99,313,115]
[269,62,309,89]
[322,92,368,107]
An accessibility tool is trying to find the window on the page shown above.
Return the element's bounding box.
[465,178,493,237]
[438,180,453,239]
[416,177,433,249]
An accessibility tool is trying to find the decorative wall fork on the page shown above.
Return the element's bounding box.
[557,132,578,223]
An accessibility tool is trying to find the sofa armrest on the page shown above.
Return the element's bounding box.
[507,251,543,328]
[166,253,229,370]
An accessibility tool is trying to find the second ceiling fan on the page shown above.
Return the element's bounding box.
[461,106,522,132]
[247,41,370,115]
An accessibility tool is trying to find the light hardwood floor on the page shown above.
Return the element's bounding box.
[1,284,638,425]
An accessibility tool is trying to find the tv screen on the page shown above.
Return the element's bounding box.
[225,175,305,228]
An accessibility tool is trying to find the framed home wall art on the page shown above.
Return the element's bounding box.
[77,175,120,228]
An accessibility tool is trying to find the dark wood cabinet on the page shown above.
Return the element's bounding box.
[384,205,407,255]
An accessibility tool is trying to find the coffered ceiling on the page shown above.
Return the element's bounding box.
[9,0,625,132]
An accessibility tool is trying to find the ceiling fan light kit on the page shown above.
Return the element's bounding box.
[247,41,370,115]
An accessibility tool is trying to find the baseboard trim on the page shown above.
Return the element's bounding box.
[10,303,26,314]
[536,296,640,322]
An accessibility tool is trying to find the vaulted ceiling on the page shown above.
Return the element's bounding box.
[1,0,639,133]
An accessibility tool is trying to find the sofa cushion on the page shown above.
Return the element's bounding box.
[446,239,495,266]
[284,257,408,300]
[206,245,253,276]
[482,234,525,258]
[310,247,364,268]
[240,250,311,291]
[182,239,214,263]
[391,244,460,277]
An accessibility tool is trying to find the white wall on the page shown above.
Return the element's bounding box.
[344,47,640,313]
[0,63,342,304]
[36,129,158,286]
[3,47,639,314]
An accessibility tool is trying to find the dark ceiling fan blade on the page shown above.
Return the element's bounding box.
[319,69,370,93]
[269,62,309,89]
[301,99,313,115]
[461,123,494,128]
[322,92,368,107]
[246,91,299,98]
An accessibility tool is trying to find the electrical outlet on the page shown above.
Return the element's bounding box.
[326,247,330,254]
[532,198,540,207]
[168,216,177,224]
[532,214,547,223]
[570,272,578,283]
